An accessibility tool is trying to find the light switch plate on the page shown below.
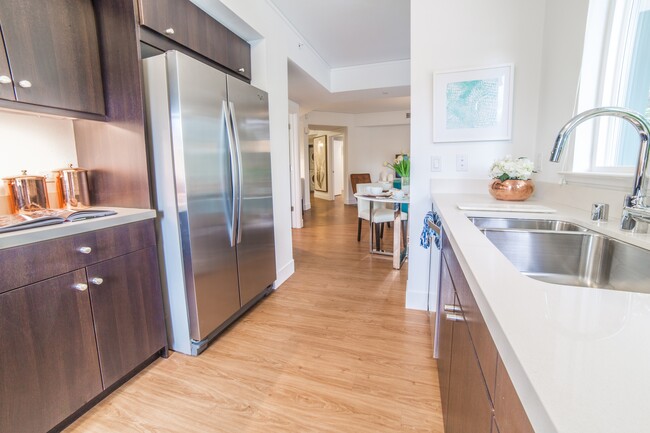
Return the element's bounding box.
[431,155,441,172]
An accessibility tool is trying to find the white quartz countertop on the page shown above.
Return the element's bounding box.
[0,207,156,250]
[432,193,650,433]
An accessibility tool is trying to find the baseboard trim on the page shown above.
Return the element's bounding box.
[275,259,295,288]
[405,289,428,311]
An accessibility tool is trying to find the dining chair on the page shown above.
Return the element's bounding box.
[356,183,396,249]
[350,173,371,195]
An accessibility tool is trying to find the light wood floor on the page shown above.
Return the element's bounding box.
[65,196,443,432]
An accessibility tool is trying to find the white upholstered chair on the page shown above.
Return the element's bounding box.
[356,183,396,249]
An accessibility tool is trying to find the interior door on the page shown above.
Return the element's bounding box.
[227,76,276,305]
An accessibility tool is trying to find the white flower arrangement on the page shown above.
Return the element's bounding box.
[490,155,535,181]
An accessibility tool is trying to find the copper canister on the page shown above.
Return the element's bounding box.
[3,170,50,213]
[53,164,91,209]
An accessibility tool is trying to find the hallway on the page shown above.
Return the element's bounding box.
[66,196,443,432]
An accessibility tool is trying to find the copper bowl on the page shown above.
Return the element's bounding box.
[489,179,534,201]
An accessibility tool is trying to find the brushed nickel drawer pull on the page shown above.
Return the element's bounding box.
[72,283,88,291]
[78,246,92,254]
[0,75,11,84]
[443,304,462,313]
[445,313,465,322]
[165,28,175,35]
[89,277,103,286]
[18,80,32,88]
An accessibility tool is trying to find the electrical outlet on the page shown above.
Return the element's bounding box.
[456,154,468,171]
[431,155,441,172]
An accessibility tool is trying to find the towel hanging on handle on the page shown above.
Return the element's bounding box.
[420,211,442,250]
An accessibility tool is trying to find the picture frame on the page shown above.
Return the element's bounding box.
[433,64,514,143]
[313,135,328,192]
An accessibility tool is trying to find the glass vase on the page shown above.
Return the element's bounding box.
[400,176,410,195]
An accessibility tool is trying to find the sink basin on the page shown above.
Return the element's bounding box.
[482,229,650,293]
[470,217,592,232]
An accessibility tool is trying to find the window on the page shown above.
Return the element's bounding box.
[574,0,650,173]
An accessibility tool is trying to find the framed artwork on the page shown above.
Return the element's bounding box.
[433,64,514,143]
[308,145,315,191]
[313,135,328,192]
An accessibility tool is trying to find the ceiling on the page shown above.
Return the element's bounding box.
[268,0,411,114]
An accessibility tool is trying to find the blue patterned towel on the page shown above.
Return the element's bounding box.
[420,211,442,250]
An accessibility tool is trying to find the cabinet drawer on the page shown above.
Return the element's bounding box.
[442,235,498,401]
[0,220,156,295]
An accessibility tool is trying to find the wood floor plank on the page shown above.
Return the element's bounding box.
[65,195,443,432]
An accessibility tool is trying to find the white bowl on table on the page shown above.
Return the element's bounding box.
[368,186,383,195]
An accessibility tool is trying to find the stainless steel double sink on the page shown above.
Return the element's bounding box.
[469,217,650,294]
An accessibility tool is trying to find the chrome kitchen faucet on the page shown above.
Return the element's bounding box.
[550,107,650,232]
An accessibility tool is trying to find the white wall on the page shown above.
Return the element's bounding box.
[535,0,590,183]
[0,111,77,213]
[408,0,547,309]
[332,136,344,196]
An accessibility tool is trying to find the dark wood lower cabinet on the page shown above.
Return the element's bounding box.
[437,257,456,425]
[494,357,535,433]
[0,221,166,432]
[0,270,103,433]
[88,246,166,388]
[445,295,493,433]
[437,232,535,432]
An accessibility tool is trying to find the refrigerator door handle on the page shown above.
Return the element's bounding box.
[223,100,238,247]
[229,101,244,244]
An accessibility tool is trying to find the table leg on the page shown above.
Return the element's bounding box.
[393,208,401,269]
[368,200,374,253]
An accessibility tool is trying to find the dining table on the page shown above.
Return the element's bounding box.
[354,192,409,269]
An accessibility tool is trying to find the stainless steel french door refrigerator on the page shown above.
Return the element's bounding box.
[143,51,276,356]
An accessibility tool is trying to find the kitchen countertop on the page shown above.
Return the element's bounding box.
[432,193,650,433]
[0,207,157,250]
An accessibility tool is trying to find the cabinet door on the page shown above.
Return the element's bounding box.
[0,270,102,433]
[444,235,498,400]
[88,246,166,388]
[0,35,14,100]
[494,357,535,433]
[0,0,105,114]
[437,256,456,425]
[446,300,493,433]
[139,0,229,67]
[227,31,252,79]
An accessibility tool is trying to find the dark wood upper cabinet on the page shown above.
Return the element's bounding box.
[228,30,252,78]
[138,0,251,79]
[88,246,166,388]
[0,270,103,433]
[0,0,105,115]
[0,35,15,101]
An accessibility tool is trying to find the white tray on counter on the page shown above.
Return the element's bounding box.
[457,202,557,213]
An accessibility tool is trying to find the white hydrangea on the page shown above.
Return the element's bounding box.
[490,155,535,181]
